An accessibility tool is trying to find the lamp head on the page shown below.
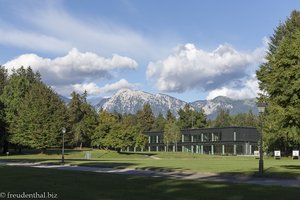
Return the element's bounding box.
[62,127,66,134]
[257,102,266,113]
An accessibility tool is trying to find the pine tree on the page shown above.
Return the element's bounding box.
[193,109,208,128]
[178,104,207,129]
[0,66,7,94]
[67,91,98,148]
[152,113,166,131]
[256,10,300,152]
[0,66,8,153]
[1,67,41,151]
[213,109,231,128]
[136,103,155,132]
[268,10,300,55]
[178,104,193,129]
[166,109,176,122]
[9,81,67,151]
[79,101,98,147]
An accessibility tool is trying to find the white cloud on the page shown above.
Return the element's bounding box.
[206,75,260,100]
[147,43,265,93]
[53,79,137,96]
[4,48,138,85]
[4,49,138,96]
[98,79,138,94]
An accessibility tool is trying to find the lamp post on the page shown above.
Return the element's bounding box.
[257,102,266,176]
[61,127,66,165]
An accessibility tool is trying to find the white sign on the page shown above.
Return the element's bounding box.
[274,150,281,157]
[254,151,259,156]
[292,150,299,157]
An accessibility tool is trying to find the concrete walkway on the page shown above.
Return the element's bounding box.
[1,161,300,187]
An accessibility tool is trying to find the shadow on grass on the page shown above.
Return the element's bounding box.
[0,158,124,163]
[136,166,184,173]
[1,149,87,156]
[44,149,88,155]
[280,165,300,170]
[0,158,138,170]
[1,165,300,200]
[262,166,300,179]
[119,152,157,156]
[76,162,135,169]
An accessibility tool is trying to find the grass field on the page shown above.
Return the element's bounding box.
[1,149,300,178]
[0,165,299,200]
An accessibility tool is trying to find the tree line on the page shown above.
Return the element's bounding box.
[0,67,258,153]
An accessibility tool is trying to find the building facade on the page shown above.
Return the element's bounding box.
[145,127,259,155]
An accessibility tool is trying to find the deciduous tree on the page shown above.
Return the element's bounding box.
[164,121,181,151]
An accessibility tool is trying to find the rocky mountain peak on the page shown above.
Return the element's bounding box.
[92,89,258,119]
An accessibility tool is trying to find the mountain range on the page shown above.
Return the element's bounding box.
[91,89,258,119]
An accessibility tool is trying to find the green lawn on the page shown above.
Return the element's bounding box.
[1,149,300,178]
[0,165,299,200]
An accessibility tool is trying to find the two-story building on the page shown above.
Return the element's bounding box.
[144,127,259,155]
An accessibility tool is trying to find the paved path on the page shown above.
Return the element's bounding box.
[1,161,299,187]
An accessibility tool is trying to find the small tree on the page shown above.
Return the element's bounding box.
[164,121,181,151]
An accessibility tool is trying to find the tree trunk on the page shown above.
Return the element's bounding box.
[166,142,169,152]
[80,142,82,150]
[2,140,8,154]
[41,148,47,154]
[285,132,289,156]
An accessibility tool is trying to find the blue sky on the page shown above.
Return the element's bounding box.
[0,0,299,102]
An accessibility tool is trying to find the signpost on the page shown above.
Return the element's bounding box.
[254,150,259,159]
[292,150,299,160]
[274,150,281,159]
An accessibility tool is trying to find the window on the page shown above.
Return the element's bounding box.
[212,132,221,142]
[150,136,156,144]
[224,145,234,154]
[158,135,163,143]
[193,134,201,142]
[184,134,192,142]
[203,133,210,142]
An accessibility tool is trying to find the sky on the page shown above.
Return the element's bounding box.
[0,0,299,102]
